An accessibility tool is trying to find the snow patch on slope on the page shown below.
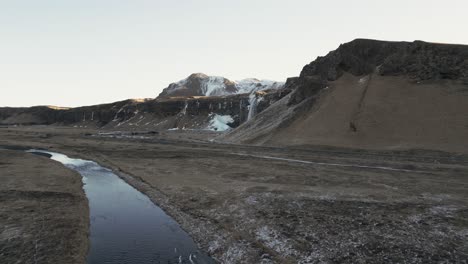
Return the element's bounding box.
[161,74,284,98]
[207,114,234,131]
[201,76,228,96]
[236,78,284,94]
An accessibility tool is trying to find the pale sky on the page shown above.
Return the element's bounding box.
[1,0,467,107]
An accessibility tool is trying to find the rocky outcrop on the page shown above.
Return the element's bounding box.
[158,73,284,98]
[285,39,468,106]
[285,76,327,106]
[301,39,468,82]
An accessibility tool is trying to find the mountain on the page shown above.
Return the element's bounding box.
[2,39,467,152]
[157,73,284,98]
[0,72,287,131]
[221,39,468,153]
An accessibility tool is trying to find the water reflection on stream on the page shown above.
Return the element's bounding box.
[28,150,215,264]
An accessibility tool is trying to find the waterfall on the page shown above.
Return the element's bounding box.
[181,101,188,115]
[247,93,258,121]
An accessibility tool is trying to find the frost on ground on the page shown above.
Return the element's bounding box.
[194,189,468,263]
[0,225,22,241]
[255,226,296,256]
[222,241,251,264]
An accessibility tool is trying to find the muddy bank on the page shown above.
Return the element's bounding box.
[1,127,468,263]
[0,149,88,264]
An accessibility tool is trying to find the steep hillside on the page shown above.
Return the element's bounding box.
[157,73,284,98]
[221,39,468,153]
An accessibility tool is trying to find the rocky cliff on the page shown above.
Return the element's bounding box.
[301,39,468,82]
[0,88,290,131]
[287,39,468,106]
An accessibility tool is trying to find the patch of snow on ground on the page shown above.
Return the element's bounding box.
[222,241,250,264]
[430,205,459,217]
[245,195,258,205]
[407,214,423,223]
[255,226,296,257]
[359,76,370,84]
[207,114,234,131]
[208,237,222,254]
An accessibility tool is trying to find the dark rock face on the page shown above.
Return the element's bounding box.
[286,76,328,106]
[0,89,291,129]
[301,39,468,82]
[286,39,468,106]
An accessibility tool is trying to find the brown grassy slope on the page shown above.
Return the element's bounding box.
[222,73,468,153]
[222,39,468,153]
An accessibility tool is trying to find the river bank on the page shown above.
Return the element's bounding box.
[1,126,468,263]
[0,148,88,264]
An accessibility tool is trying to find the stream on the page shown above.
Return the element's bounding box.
[28,150,215,264]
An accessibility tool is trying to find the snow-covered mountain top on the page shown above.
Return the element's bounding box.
[235,78,284,94]
[157,73,284,98]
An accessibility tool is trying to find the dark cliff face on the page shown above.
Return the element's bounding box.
[301,39,468,82]
[0,101,146,126]
[288,39,468,106]
[0,89,290,130]
[112,89,290,130]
